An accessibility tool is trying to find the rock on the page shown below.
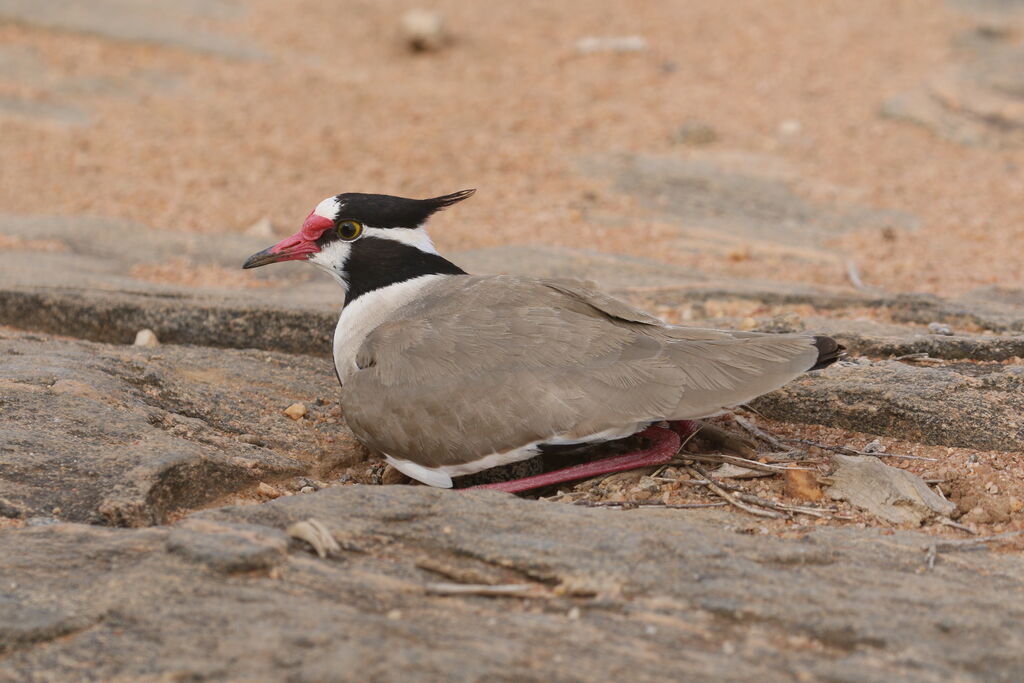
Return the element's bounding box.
[882,21,1024,146]
[826,455,956,525]
[133,328,159,347]
[672,120,718,146]
[1,487,1023,679]
[284,402,307,420]
[575,36,649,54]
[784,469,824,501]
[399,9,450,52]
[0,328,363,524]
[166,518,288,573]
[0,0,264,59]
[753,360,1024,452]
[928,322,954,335]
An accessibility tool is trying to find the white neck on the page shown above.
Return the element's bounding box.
[332,273,450,384]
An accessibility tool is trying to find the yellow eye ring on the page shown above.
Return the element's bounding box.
[337,220,363,241]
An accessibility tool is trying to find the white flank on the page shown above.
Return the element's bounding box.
[386,422,651,487]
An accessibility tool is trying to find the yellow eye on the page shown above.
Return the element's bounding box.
[337,220,363,241]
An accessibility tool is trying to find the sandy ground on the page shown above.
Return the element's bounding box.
[1,0,1022,295]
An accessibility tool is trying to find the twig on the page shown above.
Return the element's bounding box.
[673,453,811,473]
[923,531,1024,570]
[571,500,727,510]
[846,258,868,291]
[424,583,540,597]
[686,465,786,519]
[785,438,938,462]
[692,422,757,458]
[936,517,976,535]
[733,415,789,451]
[683,469,840,519]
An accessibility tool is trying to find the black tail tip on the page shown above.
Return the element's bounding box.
[810,335,845,370]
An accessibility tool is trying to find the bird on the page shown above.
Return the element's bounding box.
[243,190,843,492]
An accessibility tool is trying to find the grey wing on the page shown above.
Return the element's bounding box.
[342,276,821,468]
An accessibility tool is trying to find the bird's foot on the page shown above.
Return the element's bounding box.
[468,425,689,494]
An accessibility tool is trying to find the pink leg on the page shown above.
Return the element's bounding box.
[469,426,682,494]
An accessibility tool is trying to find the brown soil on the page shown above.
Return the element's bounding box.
[1,0,1021,295]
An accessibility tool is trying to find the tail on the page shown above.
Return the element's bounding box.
[809,335,845,370]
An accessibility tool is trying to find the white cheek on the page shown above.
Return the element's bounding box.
[363,227,438,255]
[314,197,341,220]
[309,241,352,290]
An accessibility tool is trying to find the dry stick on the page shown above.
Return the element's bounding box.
[693,422,758,458]
[676,452,813,473]
[923,531,1024,570]
[572,500,728,510]
[683,469,839,519]
[424,583,540,597]
[685,465,786,520]
[733,415,789,452]
[786,438,938,462]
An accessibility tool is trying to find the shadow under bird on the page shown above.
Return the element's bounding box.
[243,190,842,492]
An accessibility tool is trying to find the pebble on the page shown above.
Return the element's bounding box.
[862,440,886,454]
[400,10,450,52]
[673,120,718,146]
[299,486,315,494]
[238,434,262,446]
[284,402,307,420]
[575,35,648,54]
[244,216,275,238]
[133,329,160,347]
[256,482,280,499]
[927,322,954,336]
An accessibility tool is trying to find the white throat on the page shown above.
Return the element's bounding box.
[332,273,449,384]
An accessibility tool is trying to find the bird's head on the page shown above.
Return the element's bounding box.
[243,190,474,299]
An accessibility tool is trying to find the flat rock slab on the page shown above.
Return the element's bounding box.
[2,486,1023,680]
[593,154,916,249]
[883,14,1024,146]
[4,215,1024,358]
[0,329,362,525]
[754,359,1024,452]
[0,0,263,59]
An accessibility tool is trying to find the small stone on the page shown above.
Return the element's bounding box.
[576,35,648,54]
[400,10,450,52]
[256,482,280,499]
[673,120,718,146]
[927,322,954,336]
[381,465,411,486]
[567,607,581,620]
[986,482,999,494]
[133,329,159,347]
[1009,496,1023,513]
[238,434,262,446]
[862,440,886,454]
[778,119,802,136]
[284,402,307,420]
[299,485,315,494]
[386,609,403,620]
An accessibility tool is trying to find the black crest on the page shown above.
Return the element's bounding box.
[335,189,475,228]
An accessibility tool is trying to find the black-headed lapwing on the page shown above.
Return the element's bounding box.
[243,190,842,492]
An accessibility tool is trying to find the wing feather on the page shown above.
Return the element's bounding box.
[343,276,821,467]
